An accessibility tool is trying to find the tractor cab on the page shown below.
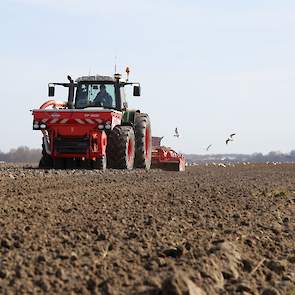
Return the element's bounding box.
[75,78,118,110]
[48,73,141,112]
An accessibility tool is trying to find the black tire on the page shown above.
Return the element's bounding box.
[134,113,152,170]
[92,156,106,171]
[39,143,53,169]
[107,126,135,170]
[39,154,53,169]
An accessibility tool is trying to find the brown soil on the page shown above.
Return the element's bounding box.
[1,163,295,295]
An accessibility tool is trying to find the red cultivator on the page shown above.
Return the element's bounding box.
[151,137,185,171]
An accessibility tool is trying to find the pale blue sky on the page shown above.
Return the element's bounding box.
[1,0,294,154]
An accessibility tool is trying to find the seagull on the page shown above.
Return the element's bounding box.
[226,138,233,145]
[206,144,212,151]
[174,127,180,138]
[226,133,237,145]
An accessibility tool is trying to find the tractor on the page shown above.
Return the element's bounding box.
[32,70,152,170]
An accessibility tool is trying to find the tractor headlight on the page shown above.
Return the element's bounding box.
[40,123,47,129]
[98,124,104,130]
[105,124,111,130]
[33,122,39,129]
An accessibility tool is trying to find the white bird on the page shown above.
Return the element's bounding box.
[226,133,237,145]
[226,138,233,145]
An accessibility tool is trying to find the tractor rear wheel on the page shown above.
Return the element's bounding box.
[134,113,152,170]
[39,143,53,169]
[39,154,53,169]
[107,125,135,170]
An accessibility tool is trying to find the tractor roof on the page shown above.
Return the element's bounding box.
[76,75,115,83]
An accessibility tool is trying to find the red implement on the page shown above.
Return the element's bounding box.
[151,136,185,171]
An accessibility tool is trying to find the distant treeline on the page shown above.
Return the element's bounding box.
[1,147,295,164]
[0,147,41,163]
[185,151,295,164]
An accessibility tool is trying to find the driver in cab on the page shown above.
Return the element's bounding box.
[93,84,113,107]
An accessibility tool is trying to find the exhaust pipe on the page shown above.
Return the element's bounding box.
[67,75,75,109]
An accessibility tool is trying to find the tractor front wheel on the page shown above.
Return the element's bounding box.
[107,126,135,170]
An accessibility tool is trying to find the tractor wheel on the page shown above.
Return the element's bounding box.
[39,143,53,169]
[92,156,106,171]
[134,113,152,170]
[107,125,135,170]
[39,154,53,169]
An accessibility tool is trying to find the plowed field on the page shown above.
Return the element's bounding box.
[1,164,295,294]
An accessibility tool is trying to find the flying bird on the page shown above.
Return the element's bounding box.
[206,144,212,151]
[226,133,237,145]
[174,127,180,138]
[226,138,233,145]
